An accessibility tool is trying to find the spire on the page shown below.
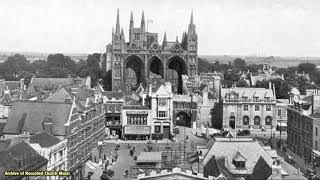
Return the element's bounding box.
[130,11,134,29]
[115,8,120,35]
[141,11,145,31]
[190,10,194,25]
[121,28,125,41]
[162,32,167,47]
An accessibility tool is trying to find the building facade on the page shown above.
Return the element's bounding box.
[220,84,277,130]
[287,88,320,165]
[104,91,124,138]
[104,9,198,94]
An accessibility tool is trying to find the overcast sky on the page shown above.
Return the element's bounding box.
[0,0,320,57]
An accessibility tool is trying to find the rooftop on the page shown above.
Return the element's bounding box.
[30,131,61,147]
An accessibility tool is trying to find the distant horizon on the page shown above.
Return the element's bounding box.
[1,50,320,59]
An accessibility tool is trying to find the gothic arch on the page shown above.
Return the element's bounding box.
[166,55,188,94]
[147,56,164,78]
[123,55,146,93]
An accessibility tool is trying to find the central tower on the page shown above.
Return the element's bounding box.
[104,9,198,94]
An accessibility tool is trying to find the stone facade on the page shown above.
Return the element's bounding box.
[104,9,198,94]
[221,85,277,130]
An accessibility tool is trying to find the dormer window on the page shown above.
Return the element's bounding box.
[233,151,246,169]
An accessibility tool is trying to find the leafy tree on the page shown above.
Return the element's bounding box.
[233,58,246,70]
[236,80,249,87]
[255,80,269,89]
[211,102,223,129]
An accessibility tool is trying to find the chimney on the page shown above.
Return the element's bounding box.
[43,114,53,134]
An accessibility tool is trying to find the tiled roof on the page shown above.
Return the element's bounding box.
[4,101,72,136]
[30,131,61,147]
[0,141,48,179]
[221,87,275,100]
[203,138,273,175]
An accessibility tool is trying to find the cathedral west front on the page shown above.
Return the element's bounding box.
[104,9,198,94]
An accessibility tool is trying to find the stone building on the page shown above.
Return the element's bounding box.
[103,9,198,94]
[220,83,277,130]
[287,88,320,165]
[249,64,284,87]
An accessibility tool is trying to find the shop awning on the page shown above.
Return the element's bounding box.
[136,152,162,163]
[277,122,287,127]
[125,126,150,135]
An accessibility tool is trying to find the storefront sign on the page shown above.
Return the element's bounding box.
[126,111,148,115]
[124,126,150,135]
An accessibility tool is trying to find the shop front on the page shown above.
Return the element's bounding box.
[124,125,151,140]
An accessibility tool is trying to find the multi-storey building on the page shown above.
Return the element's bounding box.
[220,83,277,130]
[287,88,320,165]
[249,64,284,86]
[103,91,124,138]
[3,85,105,180]
[28,132,68,180]
[103,9,198,94]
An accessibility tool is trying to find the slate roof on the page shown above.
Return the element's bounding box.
[4,101,72,136]
[203,138,273,176]
[30,131,61,147]
[0,140,48,180]
[221,87,275,100]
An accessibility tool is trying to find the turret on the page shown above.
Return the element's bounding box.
[130,11,134,30]
[115,8,120,37]
[187,11,197,53]
[141,11,145,32]
[121,28,125,41]
[162,32,167,48]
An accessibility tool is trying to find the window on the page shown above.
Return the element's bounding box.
[316,127,318,136]
[265,116,272,125]
[254,116,260,125]
[243,116,249,125]
[255,105,260,111]
[316,140,318,150]
[266,105,271,111]
[233,160,246,168]
[158,111,167,118]
[127,115,147,125]
[115,105,120,112]
[243,105,248,111]
[155,125,161,133]
[278,109,282,116]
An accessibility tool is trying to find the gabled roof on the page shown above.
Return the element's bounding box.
[4,101,72,136]
[0,141,48,179]
[203,139,273,176]
[30,131,61,147]
[221,88,275,100]
[233,151,246,161]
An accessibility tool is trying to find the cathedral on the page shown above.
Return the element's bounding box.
[104,9,198,94]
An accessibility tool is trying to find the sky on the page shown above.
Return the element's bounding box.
[0,0,320,57]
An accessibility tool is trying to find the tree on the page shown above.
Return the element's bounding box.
[233,58,246,70]
[236,80,249,87]
[255,80,269,89]
[211,102,223,129]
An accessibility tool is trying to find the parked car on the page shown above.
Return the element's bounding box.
[306,168,316,180]
[286,154,295,164]
[236,130,251,136]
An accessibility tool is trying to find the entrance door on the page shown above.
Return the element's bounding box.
[163,126,170,139]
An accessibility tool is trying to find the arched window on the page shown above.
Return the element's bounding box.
[229,116,236,129]
[243,116,249,125]
[265,116,272,125]
[254,116,261,125]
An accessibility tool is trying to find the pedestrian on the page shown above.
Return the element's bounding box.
[133,145,136,152]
